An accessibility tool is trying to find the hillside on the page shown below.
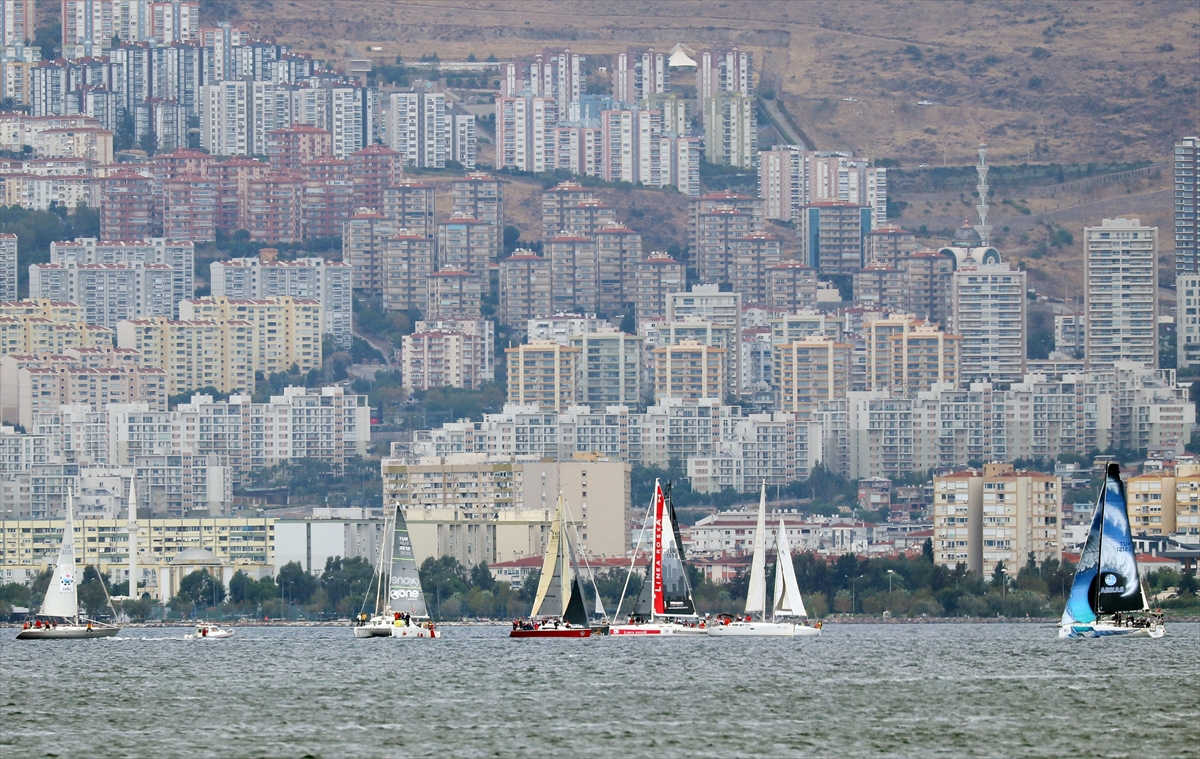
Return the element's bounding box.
[202,0,1198,165]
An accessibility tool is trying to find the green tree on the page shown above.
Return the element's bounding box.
[173,569,226,608]
[78,565,113,617]
[469,561,496,592]
[320,556,376,615]
[277,561,317,605]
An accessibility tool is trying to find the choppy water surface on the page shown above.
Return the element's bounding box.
[2,622,1196,758]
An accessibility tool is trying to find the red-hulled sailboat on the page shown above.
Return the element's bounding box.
[510,491,592,639]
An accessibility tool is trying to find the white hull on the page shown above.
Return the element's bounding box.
[353,622,394,638]
[391,624,440,639]
[1059,622,1165,639]
[608,621,707,636]
[16,624,119,640]
[707,621,822,637]
[186,626,233,639]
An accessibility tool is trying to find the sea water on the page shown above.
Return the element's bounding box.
[1,622,1196,758]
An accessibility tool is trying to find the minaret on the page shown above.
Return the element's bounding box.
[127,480,138,601]
[974,136,992,246]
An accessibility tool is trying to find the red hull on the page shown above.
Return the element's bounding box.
[509,628,591,638]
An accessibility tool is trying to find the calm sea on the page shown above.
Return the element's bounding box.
[1,622,1196,758]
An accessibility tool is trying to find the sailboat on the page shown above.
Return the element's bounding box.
[609,480,705,636]
[16,490,120,640]
[1059,463,1165,639]
[353,506,440,639]
[709,484,821,637]
[511,491,591,638]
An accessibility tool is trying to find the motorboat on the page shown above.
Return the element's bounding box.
[185,623,233,639]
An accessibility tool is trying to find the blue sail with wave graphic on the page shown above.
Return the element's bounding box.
[1062,484,1103,626]
[1094,468,1143,614]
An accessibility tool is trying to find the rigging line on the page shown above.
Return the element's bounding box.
[361,506,392,618]
[613,485,656,623]
[563,496,606,618]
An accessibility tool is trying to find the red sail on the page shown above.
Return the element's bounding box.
[653,482,665,615]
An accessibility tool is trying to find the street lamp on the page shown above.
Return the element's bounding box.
[999,567,1008,599]
[887,569,895,594]
[850,574,865,614]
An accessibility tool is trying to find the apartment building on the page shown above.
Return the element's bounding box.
[381,180,436,240]
[765,261,819,313]
[381,456,629,565]
[497,252,552,327]
[244,172,303,243]
[437,213,494,279]
[100,169,156,240]
[28,262,175,329]
[115,316,252,393]
[594,223,643,314]
[853,265,905,313]
[569,329,644,408]
[349,143,404,212]
[505,340,580,412]
[653,340,726,402]
[0,233,16,301]
[801,201,872,275]
[402,320,494,391]
[427,268,483,320]
[865,226,918,267]
[667,284,742,392]
[932,464,1061,577]
[178,296,322,378]
[381,230,433,313]
[729,232,781,306]
[694,205,755,283]
[547,232,597,315]
[775,336,851,420]
[1084,218,1158,369]
[896,249,955,328]
[342,209,393,294]
[451,172,503,258]
[1175,136,1199,274]
[15,363,166,430]
[45,237,194,317]
[161,174,217,242]
[632,251,685,324]
[1178,274,1200,369]
[300,157,354,239]
[210,254,354,347]
[951,262,1027,385]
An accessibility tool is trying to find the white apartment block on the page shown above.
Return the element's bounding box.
[402,319,495,391]
[211,256,354,347]
[1178,274,1200,369]
[200,80,250,156]
[951,262,1026,384]
[1084,218,1158,369]
[49,238,194,312]
[0,232,15,301]
[29,262,175,328]
[758,146,888,227]
[384,91,468,169]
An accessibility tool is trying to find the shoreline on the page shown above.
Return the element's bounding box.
[5,615,1198,628]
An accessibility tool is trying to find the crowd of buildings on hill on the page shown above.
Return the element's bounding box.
[0,0,1198,591]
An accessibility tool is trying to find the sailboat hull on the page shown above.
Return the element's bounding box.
[608,622,707,636]
[510,627,590,638]
[392,625,440,638]
[353,621,394,638]
[16,624,119,640]
[1059,622,1165,639]
[707,621,822,637]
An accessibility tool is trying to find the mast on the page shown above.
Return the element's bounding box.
[744,482,768,617]
[127,479,137,601]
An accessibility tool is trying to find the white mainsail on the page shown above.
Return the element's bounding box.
[127,480,138,599]
[531,492,570,618]
[743,483,768,616]
[40,491,79,618]
[772,517,806,619]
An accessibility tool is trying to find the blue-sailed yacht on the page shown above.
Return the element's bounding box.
[1059,463,1165,639]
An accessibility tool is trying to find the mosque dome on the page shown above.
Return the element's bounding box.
[952,220,983,246]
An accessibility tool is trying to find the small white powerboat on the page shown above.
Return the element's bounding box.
[185,623,233,639]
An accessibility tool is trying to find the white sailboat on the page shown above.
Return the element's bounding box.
[709,484,821,637]
[510,491,592,638]
[353,505,440,639]
[609,480,705,636]
[16,491,120,640]
[1059,463,1165,639]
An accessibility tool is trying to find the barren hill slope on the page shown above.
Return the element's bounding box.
[207,0,1198,164]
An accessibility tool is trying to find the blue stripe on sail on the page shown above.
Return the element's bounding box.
[1062,485,1104,626]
